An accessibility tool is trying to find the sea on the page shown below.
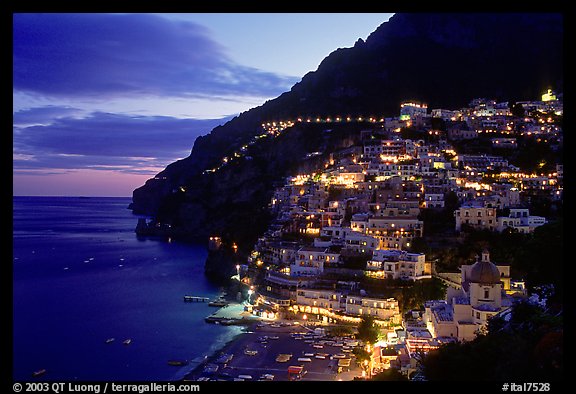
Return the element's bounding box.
[12,196,243,381]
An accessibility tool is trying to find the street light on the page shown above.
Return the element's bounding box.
[236,264,240,280]
[363,360,369,379]
[247,289,253,304]
[364,346,373,379]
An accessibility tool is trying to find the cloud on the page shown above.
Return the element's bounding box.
[13,111,231,175]
[13,13,298,100]
[13,105,86,126]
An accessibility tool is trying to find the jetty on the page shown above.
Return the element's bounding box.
[184,295,210,303]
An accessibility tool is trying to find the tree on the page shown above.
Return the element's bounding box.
[400,278,446,312]
[509,101,525,117]
[328,325,354,337]
[513,220,563,301]
[408,237,430,254]
[352,347,371,363]
[372,368,408,381]
[430,117,446,131]
[356,316,380,345]
[444,191,459,212]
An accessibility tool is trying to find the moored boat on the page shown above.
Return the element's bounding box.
[123,339,132,345]
[106,338,115,344]
[168,360,189,366]
[32,369,46,377]
[208,295,229,307]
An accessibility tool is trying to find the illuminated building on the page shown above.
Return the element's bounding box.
[457,154,509,170]
[293,288,401,325]
[422,193,444,209]
[497,208,546,234]
[345,296,400,322]
[366,249,429,280]
[431,108,458,120]
[290,246,340,277]
[542,89,557,102]
[400,102,428,120]
[423,250,517,342]
[491,137,517,149]
[454,202,497,232]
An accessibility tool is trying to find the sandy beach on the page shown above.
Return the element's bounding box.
[183,312,364,382]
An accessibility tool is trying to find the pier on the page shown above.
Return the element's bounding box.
[184,295,210,302]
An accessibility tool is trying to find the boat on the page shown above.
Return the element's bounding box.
[203,363,219,374]
[215,353,234,364]
[123,339,132,345]
[168,360,189,366]
[105,338,115,344]
[32,369,46,377]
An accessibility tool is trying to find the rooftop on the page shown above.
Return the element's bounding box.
[474,304,501,312]
[298,246,328,253]
[469,259,501,285]
[433,306,454,322]
[453,297,470,305]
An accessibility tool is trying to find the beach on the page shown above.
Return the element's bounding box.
[183,310,364,382]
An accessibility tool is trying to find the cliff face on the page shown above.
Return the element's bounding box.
[130,13,563,274]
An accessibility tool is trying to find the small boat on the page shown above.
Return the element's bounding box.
[208,299,229,307]
[168,360,189,366]
[32,369,46,377]
[123,339,132,345]
[105,338,115,344]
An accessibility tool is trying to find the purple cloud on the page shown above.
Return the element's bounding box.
[13,111,231,175]
[13,105,85,126]
[13,13,298,99]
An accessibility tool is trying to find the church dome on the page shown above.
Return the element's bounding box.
[468,260,501,285]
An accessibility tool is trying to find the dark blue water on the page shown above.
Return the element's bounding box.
[13,196,242,381]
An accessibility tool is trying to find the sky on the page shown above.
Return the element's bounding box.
[13,13,394,197]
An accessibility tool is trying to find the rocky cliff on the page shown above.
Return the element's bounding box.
[130,12,563,281]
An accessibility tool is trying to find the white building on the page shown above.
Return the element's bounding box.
[400,102,428,120]
[457,154,509,170]
[454,203,497,232]
[366,249,429,280]
[291,246,339,277]
[319,226,379,254]
[329,170,365,187]
[431,108,458,120]
[346,296,401,322]
[294,288,401,325]
[422,193,445,209]
[497,208,546,233]
[368,216,424,250]
[296,288,343,310]
[366,161,399,178]
[363,140,406,159]
[423,250,515,342]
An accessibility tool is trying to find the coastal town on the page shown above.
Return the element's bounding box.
[13,12,563,385]
[189,89,563,381]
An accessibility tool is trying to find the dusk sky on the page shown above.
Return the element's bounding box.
[13,13,394,197]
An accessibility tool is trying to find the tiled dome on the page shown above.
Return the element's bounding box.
[468,260,501,284]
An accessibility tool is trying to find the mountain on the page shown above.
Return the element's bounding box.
[130,13,563,265]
